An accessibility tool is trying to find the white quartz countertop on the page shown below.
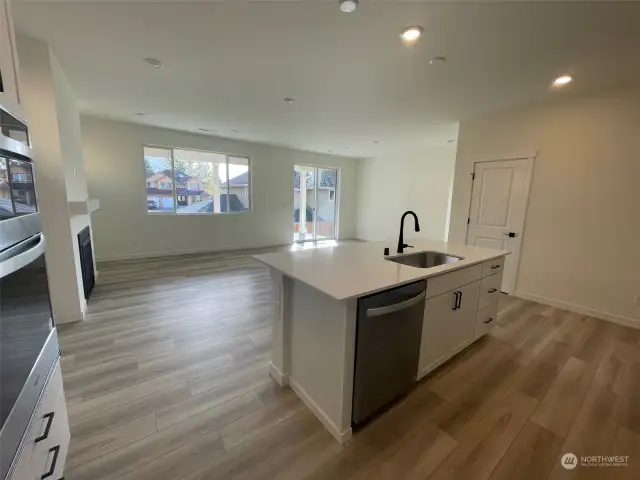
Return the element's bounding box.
[254,239,509,300]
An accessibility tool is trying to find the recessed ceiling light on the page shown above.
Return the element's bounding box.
[327,149,333,153]
[339,0,358,13]
[198,128,214,132]
[135,112,145,116]
[429,56,447,65]
[447,139,456,143]
[553,75,573,86]
[373,140,379,144]
[143,57,163,68]
[400,26,423,44]
[284,97,296,104]
[232,129,239,133]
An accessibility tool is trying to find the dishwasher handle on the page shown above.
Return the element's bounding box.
[366,291,426,317]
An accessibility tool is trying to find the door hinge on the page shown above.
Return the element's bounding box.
[471,172,475,180]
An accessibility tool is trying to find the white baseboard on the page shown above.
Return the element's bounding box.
[289,378,352,445]
[95,241,293,263]
[95,239,364,263]
[55,309,85,324]
[268,362,289,387]
[513,290,640,330]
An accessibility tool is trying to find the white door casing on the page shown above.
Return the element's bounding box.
[466,157,534,293]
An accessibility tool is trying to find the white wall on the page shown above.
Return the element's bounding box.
[17,34,91,322]
[357,146,457,243]
[80,116,360,261]
[449,87,640,326]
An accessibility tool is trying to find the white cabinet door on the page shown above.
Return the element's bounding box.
[418,280,480,379]
[0,0,22,115]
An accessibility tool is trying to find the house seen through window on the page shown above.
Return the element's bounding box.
[144,146,250,214]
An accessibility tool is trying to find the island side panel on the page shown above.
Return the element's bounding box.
[268,269,292,386]
[289,280,355,444]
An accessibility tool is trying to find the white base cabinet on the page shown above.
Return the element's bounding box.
[9,360,70,480]
[418,259,504,380]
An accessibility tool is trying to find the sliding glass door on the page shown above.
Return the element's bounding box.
[293,165,338,243]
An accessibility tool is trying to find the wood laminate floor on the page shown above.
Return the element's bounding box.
[58,248,640,480]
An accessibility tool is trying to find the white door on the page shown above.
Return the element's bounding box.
[466,158,533,293]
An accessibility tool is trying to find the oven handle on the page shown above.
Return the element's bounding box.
[0,233,45,278]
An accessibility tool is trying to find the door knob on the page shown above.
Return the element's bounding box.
[502,232,518,238]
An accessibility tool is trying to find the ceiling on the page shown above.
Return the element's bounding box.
[13,1,640,158]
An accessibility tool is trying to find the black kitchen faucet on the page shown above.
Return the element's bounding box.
[397,211,420,254]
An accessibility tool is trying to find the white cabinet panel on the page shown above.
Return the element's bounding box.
[9,360,70,480]
[481,257,504,278]
[475,303,498,338]
[426,264,482,299]
[0,0,23,116]
[419,280,480,379]
[478,273,502,310]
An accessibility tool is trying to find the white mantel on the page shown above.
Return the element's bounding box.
[69,198,99,216]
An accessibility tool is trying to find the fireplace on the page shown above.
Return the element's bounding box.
[77,226,95,300]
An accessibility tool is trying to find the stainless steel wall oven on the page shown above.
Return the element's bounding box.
[0,107,58,480]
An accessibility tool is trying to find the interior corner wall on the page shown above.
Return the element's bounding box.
[356,146,457,243]
[449,87,640,326]
[79,115,360,261]
[16,34,88,322]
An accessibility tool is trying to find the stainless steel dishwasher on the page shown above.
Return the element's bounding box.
[352,280,426,425]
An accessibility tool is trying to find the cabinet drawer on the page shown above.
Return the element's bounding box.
[38,392,70,480]
[9,361,68,480]
[482,257,504,277]
[478,273,502,310]
[475,304,498,339]
[426,264,482,299]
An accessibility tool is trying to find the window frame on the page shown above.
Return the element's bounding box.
[142,144,252,216]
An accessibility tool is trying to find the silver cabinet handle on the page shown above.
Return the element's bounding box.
[484,317,494,324]
[488,288,497,293]
[366,291,426,317]
[490,264,500,270]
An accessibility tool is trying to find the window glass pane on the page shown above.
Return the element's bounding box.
[227,156,250,212]
[0,158,14,215]
[173,149,225,214]
[218,161,228,213]
[143,147,250,215]
[293,165,315,241]
[144,147,173,213]
[316,168,337,240]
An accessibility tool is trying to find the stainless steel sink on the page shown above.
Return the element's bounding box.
[385,251,462,268]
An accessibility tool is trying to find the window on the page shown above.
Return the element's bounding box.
[12,173,27,182]
[143,146,251,214]
[328,189,336,202]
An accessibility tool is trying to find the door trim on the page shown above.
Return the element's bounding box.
[465,155,535,293]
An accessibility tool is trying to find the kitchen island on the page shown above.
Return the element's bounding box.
[254,239,508,443]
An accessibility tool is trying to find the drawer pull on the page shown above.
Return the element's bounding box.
[490,264,500,270]
[483,317,494,324]
[35,412,55,443]
[488,288,497,293]
[41,445,60,479]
